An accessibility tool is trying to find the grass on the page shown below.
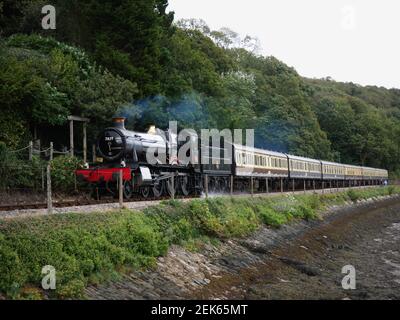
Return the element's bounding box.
[0,186,398,299]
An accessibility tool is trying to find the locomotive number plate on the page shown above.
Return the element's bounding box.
[96,157,104,163]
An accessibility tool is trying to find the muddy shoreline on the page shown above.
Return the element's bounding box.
[85,194,400,300]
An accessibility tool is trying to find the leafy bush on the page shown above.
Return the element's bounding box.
[258,207,288,227]
[0,210,168,299]
[347,189,360,201]
[50,156,83,193]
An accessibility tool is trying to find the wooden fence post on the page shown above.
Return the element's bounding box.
[230,175,234,196]
[280,178,283,193]
[119,170,123,208]
[171,173,175,200]
[69,119,74,157]
[29,141,33,161]
[83,122,87,163]
[41,166,45,191]
[251,177,254,197]
[50,142,53,161]
[266,178,269,194]
[47,164,53,214]
[205,175,209,199]
[92,144,96,163]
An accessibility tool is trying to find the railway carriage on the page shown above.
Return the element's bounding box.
[233,144,288,178]
[321,161,346,180]
[345,165,363,180]
[362,167,388,181]
[288,155,322,180]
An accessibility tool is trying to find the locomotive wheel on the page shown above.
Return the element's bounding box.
[140,186,151,199]
[123,181,133,199]
[165,176,178,197]
[153,180,164,198]
[180,176,190,196]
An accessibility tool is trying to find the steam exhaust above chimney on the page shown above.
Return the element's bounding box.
[112,117,126,130]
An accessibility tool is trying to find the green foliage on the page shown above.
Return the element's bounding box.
[258,207,288,227]
[306,79,400,169]
[0,187,398,299]
[0,210,168,298]
[0,142,45,190]
[2,5,400,172]
[50,156,83,193]
[1,34,138,148]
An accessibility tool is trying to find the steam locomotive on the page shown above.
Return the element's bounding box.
[76,117,389,199]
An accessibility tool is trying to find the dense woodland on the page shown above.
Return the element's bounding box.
[1,0,400,176]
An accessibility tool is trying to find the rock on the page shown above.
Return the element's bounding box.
[279,257,322,277]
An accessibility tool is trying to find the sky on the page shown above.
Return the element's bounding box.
[168,0,400,89]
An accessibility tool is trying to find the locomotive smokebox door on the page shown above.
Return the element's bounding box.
[138,167,153,186]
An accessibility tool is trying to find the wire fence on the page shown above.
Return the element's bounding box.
[0,141,98,209]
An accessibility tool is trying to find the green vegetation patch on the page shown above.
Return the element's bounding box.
[0,186,398,299]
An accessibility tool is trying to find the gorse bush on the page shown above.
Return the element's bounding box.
[0,186,398,299]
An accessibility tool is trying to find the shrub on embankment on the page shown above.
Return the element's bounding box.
[0,186,398,299]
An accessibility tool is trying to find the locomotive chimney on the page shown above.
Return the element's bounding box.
[112,117,126,130]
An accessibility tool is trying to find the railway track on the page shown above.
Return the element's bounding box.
[0,194,200,212]
[0,185,379,213]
